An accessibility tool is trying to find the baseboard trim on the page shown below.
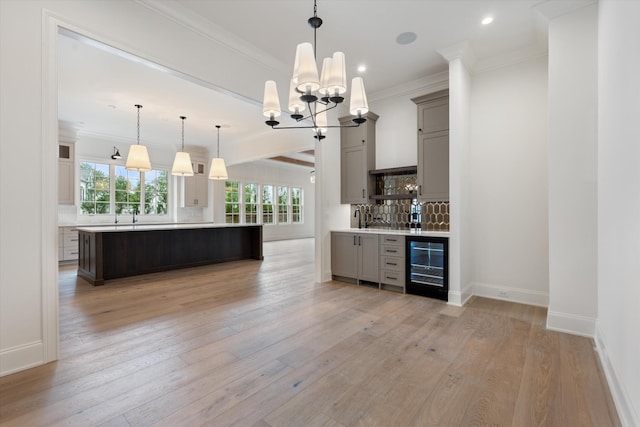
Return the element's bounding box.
[595,326,639,427]
[471,281,548,307]
[449,282,473,307]
[0,340,44,377]
[546,310,596,337]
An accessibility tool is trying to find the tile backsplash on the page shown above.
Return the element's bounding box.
[350,172,449,231]
[351,200,449,231]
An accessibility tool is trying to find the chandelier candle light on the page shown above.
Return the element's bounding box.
[262,0,369,140]
[171,116,194,176]
[125,104,152,171]
[208,124,228,180]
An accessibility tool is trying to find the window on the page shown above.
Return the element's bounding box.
[291,187,303,223]
[278,186,289,223]
[144,169,168,215]
[244,183,258,224]
[115,166,141,214]
[80,162,111,214]
[225,181,240,223]
[262,185,275,224]
[79,162,168,217]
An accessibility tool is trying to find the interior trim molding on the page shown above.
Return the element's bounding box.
[0,341,44,377]
[471,281,549,307]
[546,310,596,337]
[595,325,639,427]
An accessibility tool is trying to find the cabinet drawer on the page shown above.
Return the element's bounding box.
[63,233,79,247]
[380,244,404,257]
[63,246,79,260]
[381,235,404,245]
[380,256,403,272]
[380,269,405,287]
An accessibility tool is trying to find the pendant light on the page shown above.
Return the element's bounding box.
[171,116,194,176]
[125,104,152,171]
[208,124,228,180]
[262,0,369,139]
[110,146,122,160]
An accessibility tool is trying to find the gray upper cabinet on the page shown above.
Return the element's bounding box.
[339,112,378,204]
[412,90,449,202]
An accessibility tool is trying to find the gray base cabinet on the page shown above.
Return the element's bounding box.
[331,232,379,284]
[379,234,406,291]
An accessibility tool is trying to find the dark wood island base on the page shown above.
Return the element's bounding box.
[77,224,263,286]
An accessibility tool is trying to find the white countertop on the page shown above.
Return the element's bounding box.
[332,228,449,238]
[76,223,261,233]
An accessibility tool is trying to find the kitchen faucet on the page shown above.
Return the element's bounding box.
[114,212,118,224]
[132,207,138,224]
[354,208,362,229]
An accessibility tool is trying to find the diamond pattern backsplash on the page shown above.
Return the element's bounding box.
[350,173,449,231]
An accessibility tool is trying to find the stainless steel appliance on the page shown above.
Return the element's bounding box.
[406,236,448,301]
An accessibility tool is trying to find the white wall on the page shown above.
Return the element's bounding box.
[546,4,598,336]
[470,56,549,306]
[223,160,315,242]
[597,1,640,425]
[0,0,312,375]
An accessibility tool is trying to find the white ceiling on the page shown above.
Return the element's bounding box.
[57,0,578,164]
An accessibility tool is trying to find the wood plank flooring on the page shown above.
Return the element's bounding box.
[0,238,620,426]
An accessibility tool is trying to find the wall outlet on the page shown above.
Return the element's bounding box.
[498,290,509,298]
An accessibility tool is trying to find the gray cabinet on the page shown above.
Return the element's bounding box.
[331,231,379,283]
[58,142,74,205]
[339,112,378,204]
[183,162,208,207]
[379,234,406,292]
[58,226,79,262]
[412,90,449,202]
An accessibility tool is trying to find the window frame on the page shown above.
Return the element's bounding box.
[78,158,169,218]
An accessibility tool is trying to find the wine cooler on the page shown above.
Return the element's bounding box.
[406,236,448,301]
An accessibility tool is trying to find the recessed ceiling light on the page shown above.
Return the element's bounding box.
[481,16,494,25]
[357,65,366,73]
[396,32,417,45]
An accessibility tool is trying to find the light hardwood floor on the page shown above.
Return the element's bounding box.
[0,238,619,426]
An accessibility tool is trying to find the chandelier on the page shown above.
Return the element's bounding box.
[262,0,369,140]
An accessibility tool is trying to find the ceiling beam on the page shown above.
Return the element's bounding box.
[269,156,315,168]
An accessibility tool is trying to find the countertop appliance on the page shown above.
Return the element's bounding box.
[406,235,448,301]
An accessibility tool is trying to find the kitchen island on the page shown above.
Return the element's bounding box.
[76,223,263,285]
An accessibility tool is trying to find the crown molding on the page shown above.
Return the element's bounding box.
[369,70,449,103]
[437,41,477,70]
[134,0,289,77]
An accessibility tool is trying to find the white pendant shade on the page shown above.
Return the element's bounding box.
[208,158,228,180]
[315,109,327,133]
[295,42,320,92]
[263,80,281,118]
[349,76,369,116]
[292,43,302,85]
[126,144,152,172]
[318,57,333,96]
[327,52,347,95]
[171,151,193,176]
[288,79,306,114]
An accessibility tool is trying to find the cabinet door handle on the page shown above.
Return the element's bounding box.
[358,236,361,246]
[362,189,365,198]
[361,139,365,144]
[387,262,397,266]
[387,249,397,253]
[353,236,356,246]
[387,276,397,280]
[418,185,422,196]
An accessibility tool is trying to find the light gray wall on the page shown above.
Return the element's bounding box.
[546,4,598,336]
[597,1,640,425]
[470,56,549,306]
